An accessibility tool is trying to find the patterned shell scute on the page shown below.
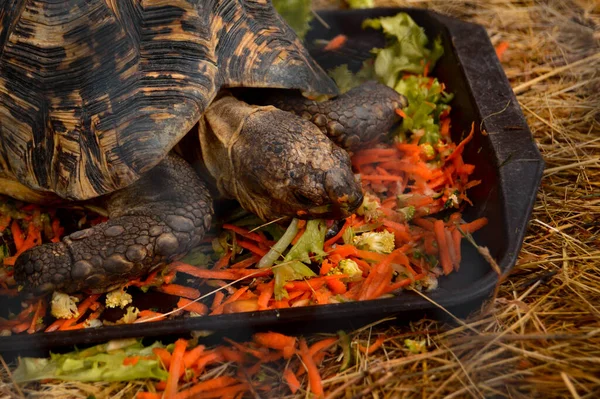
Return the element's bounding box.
[0,0,336,200]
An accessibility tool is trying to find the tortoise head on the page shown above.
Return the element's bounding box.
[199,95,363,221]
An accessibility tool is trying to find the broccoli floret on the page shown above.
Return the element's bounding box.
[356,193,383,222]
[116,307,140,324]
[338,259,363,281]
[420,143,436,160]
[398,206,416,222]
[50,291,80,320]
[105,288,133,309]
[353,231,395,254]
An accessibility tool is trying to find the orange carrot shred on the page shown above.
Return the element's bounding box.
[283,367,301,394]
[298,338,324,397]
[323,34,347,51]
[358,335,385,354]
[434,220,453,275]
[459,217,488,234]
[253,332,296,350]
[177,298,208,316]
[164,339,187,398]
[157,284,200,300]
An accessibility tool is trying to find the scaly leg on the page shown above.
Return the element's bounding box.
[263,81,407,151]
[14,154,213,295]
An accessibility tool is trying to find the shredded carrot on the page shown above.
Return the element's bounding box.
[452,228,463,267]
[183,344,205,368]
[211,291,225,310]
[230,255,259,269]
[326,278,347,294]
[171,262,238,280]
[309,337,338,357]
[10,221,24,251]
[395,108,408,119]
[164,338,187,398]
[173,376,239,399]
[298,338,324,397]
[323,34,347,51]
[59,294,100,331]
[495,41,510,61]
[253,332,296,350]
[212,250,232,270]
[136,392,162,399]
[283,367,301,394]
[257,282,273,310]
[459,217,489,234]
[236,240,268,256]
[157,284,200,300]
[446,122,475,162]
[177,298,208,315]
[434,220,453,275]
[358,335,385,354]
[153,347,172,369]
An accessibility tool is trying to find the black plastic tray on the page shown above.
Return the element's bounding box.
[0,8,543,357]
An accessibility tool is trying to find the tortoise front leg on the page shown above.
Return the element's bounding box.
[14,155,213,295]
[264,81,407,151]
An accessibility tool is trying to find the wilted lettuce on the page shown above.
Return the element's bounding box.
[272,219,328,300]
[395,76,453,144]
[13,340,168,383]
[363,13,444,87]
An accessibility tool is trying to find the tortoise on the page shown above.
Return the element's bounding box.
[0,0,406,295]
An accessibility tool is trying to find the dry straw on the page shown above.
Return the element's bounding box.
[2,0,599,398]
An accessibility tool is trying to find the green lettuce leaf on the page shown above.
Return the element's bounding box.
[272,0,313,40]
[271,219,327,299]
[284,219,327,263]
[13,341,168,383]
[362,13,444,88]
[328,61,376,94]
[394,75,453,143]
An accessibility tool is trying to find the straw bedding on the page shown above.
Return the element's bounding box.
[1,0,598,397]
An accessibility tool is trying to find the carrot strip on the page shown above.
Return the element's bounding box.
[309,337,338,357]
[136,392,162,399]
[211,291,225,310]
[222,224,265,243]
[283,367,301,394]
[171,262,238,280]
[433,220,453,275]
[45,318,66,332]
[230,255,260,269]
[173,376,239,399]
[153,347,172,369]
[299,338,324,397]
[459,217,489,234]
[323,34,347,51]
[413,218,435,231]
[326,278,347,294]
[192,352,222,375]
[211,286,250,315]
[236,240,268,256]
[452,228,462,267]
[358,335,385,354]
[495,41,510,61]
[446,122,475,162]
[257,282,273,310]
[360,175,403,181]
[178,383,249,399]
[177,298,208,315]
[10,221,24,251]
[212,251,232,270]
[253,332,296,350]
[395,108,408,118]
[157,284,200,300]
[164,339,187,399]
[183,345,205,368]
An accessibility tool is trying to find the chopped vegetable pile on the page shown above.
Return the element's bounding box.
[0,13,488,338]
[13,332,392,398]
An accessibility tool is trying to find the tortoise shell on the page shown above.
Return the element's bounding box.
[0,0,337,200]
